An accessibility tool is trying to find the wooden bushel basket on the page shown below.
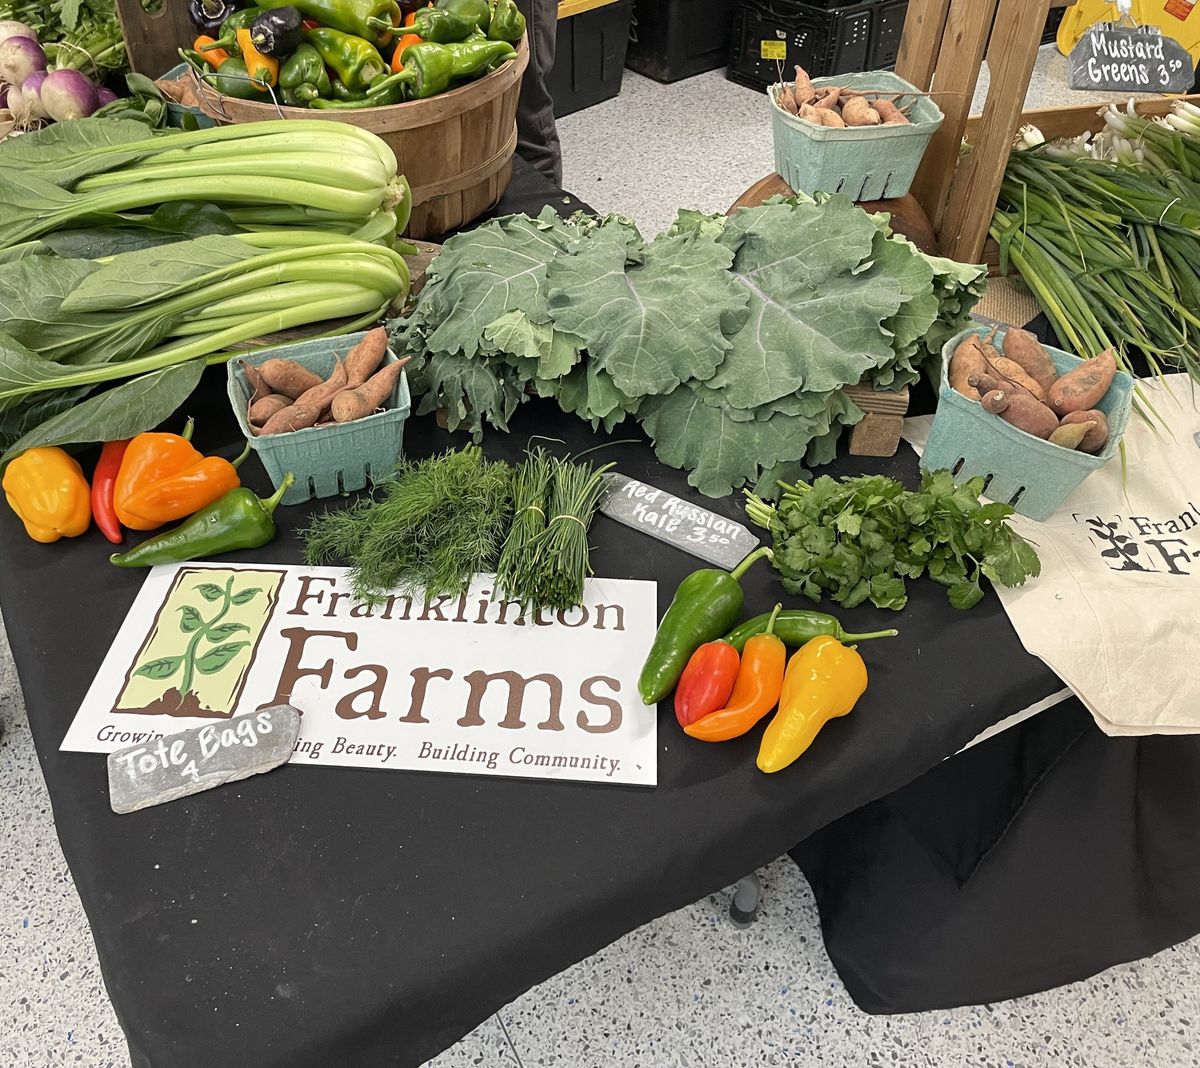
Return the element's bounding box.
[189,35,529,240]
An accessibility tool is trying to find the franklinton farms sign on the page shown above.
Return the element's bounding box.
[64,563,659,787]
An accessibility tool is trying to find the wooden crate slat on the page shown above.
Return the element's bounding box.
[114,0,196,77]
[895,0,954,92]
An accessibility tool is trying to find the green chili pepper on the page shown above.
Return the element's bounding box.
[257,0,401,46]
[722,610,899,653]
[203,7,259,53]
[435,0,490,31]
[110,475,294,568]
[329,76,367,100]
[407,8,477,42]
[638,546,773,705]
[311,76,406,106]
[202,55,272,99]
[279,42,332,104]
[303,26,386,92]
[487,0,525,43]
[445,36,515,80]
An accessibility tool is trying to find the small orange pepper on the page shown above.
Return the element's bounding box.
[114,419,249,531]
[236,26,280,88]
[2,447,92,544]
[390,32,422,72]
[685,605,787,742]
[193,35,231,68]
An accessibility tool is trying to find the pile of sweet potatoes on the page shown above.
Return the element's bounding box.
[239,328,411,436]
[949,328,1117,453]
[774,65,912,128]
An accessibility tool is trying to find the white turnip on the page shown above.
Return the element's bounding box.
[0,21,37,48]
[40,68,98,121]
[20,68,47,118]
[0,35,46,87]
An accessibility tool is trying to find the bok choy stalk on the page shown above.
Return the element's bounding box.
[0,118,411,252]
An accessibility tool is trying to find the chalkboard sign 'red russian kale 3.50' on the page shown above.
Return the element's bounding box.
[1068,23,1194,94]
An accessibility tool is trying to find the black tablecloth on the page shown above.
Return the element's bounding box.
[0,168,1064,1067]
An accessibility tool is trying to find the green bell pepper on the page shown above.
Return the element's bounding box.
[203,55,272,100]
[302,26,386,92]
[202,8,259,53]
[435,0,490,31]
[407,8,477,43]
[110,475,294,568]
[487,0,525,43]
[257,0,401,47]
[279,42,331,105]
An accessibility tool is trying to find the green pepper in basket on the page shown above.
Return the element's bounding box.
[311,75,406,107]
[329,76,368,100]
[303,26,386,92]
[110,475,295,568]
[279,42,331,104]
[487,0,525,43]
[202,55,272,100]
[407,8,477,42]
[201,8,259,54]
[364,39,514,100]
[257,0,401,47]
[435,0,490,31]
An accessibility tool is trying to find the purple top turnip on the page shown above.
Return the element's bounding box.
[0,35,46,87]
[95,86,118,108]
[20,68,47,119]
[0,21,37,48]
[39,68,98,121]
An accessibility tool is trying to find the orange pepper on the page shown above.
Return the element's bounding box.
[236,26,280,88]
[114,419,249,531]
[402,3,432,26]
[685,605,787,742]
[2,447,91,544]
[390,31,422,71]
[193,35,231,68]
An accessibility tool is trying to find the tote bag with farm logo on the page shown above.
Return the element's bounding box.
[906,374,1200,737]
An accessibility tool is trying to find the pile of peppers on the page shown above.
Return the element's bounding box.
[1,422,291,567]
[182,0,523,108]
[639,549,898,774]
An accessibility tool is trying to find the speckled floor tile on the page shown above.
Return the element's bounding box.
[422,1016,521,1067]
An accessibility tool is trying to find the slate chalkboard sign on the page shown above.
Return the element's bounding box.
[599,473,760,570]
[1068,23,1194,93]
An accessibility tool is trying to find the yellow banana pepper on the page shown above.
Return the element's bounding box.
[3,447,92,544]
[756,635,867,774]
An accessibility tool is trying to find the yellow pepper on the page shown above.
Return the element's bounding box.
[756,635,867,774]
[2,447,92,544]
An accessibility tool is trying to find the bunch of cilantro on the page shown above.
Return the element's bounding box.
[745,470,1041,611]
[392,198,986,500]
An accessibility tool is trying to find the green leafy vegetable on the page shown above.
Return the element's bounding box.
[744,470,1041,611]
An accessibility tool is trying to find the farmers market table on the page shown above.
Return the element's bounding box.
[0,171,1065,1068]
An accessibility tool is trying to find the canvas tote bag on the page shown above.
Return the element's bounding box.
[904,374,1200,737]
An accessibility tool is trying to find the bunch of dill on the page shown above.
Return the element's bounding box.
[301,446,512,604]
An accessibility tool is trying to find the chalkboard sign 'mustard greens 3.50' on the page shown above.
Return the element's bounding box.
[1067,23,1194,94]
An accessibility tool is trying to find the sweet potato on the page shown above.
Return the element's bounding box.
[1048,421,1095,450]
[988,355,1048,402]
[259,359,323,400]
[949,335,989,398]
[248,393,292,425]
[817,107,845,128]
[331,358,410,423]
[343,327,389,388]
[980,390,1060,439]
[813,85,842,110]
[873,99,910,124]
[1047,348,1117,415]
[295,358,348,411]
[240,359,270,404]
[792,65,814,108]
[841,96,882,126]
[259,403,322,435]
[1001,327,1058,393]
[1060,409,1109,453]
[776,87,799,114]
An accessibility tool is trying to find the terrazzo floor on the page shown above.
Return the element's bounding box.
[4,45,1200,1068]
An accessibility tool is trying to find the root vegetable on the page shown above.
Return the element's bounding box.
[792,65,814,107]
[874,99,910,124]
[259,402,322,435]
[0,22,37,47]
[980,390,1060,439]
[813,85,842,110]
[949,335,989,398]
[1059,409,1110,453]
[1048,421,1096,450]
[19,69,46,119]
[331,357,410,423]
[294,358,348,412]
[259,358,323,399]
[799,103,824,126]
[0,34,45,87]
[239,359,271,404]
[39,69,98,121]
[967,371,1016,399]
[1047,348,1117,414]
[776,87,798,114]
[1001,327,1058,393]
[343,327,389,387]
[248,393,292,425]
[841,96,882,126]
[818,108,846,128]
[988,355,1048,402]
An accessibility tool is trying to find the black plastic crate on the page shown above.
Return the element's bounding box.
[548,0,636,118]
[625,0,742,83]
[727,0,907,92]
[1042,5,1065,44]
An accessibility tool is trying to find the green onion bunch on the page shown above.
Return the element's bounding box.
[494,446,554,605]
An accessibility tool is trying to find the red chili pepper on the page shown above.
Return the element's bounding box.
[301,18,320,28]
[91,439,129,545]
[674,640,739,728]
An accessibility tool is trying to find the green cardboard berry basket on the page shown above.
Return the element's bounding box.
[920,325,1133,521]
[768,70,943,201]
[227,330,410,506]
